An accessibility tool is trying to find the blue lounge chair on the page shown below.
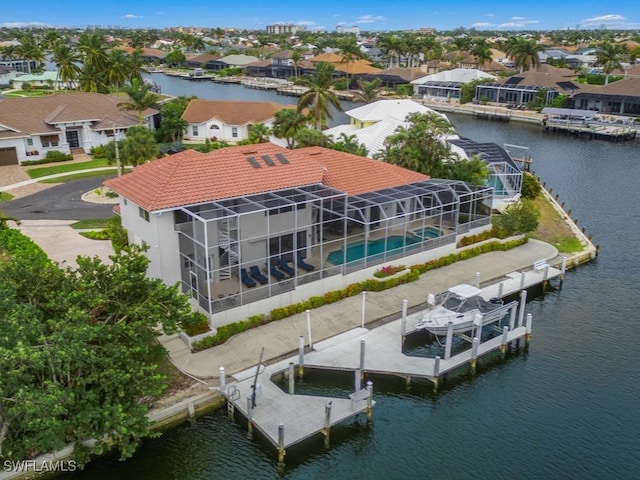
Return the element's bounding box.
[277,258,296,276]
[240,268,256,288]
[268,261,285,281]
[297,254,315,272]
[250,265,268,285]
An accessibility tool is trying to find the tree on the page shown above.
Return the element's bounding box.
[291,48,305,79]
[119,125,159,166]
[52,43,81,90]
[165,49,186,67]
[118,79,161,124]
[297,62,343,130]
[376,112,457,176]
[16,35,45,73]
[596,43,628,85]
[272,108,307,148]
[294,127,330,147]
[520,172,542,200]
[0,230,204,466]
[354,78,382,104]
[444,155,491,185]
[504,37,545,73]
[330,133,368,156]
[156,98,190,143]
[77,32,109,76]
[105,49,131,90]
[493,199,540,234]
[336,37,364,90]
[247,123,271,144]
[377,34,405,68]
[470,38,493,70]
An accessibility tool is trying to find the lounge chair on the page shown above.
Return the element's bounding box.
[268,261,285,281]
[240,268,256,288]
[250,265,268,285]
[297,254,315,272]
[277,258,296,276]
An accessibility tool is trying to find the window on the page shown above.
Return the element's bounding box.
[232,127,238,138]
[27,138,33,146]
[138,206,150,222]
[192,126,199,136]
[41,134,59,147]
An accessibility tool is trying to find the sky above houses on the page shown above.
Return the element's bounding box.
[2,1,640,31]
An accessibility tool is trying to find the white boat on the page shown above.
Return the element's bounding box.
[415,284,504,335]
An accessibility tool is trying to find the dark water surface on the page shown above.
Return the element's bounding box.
[65,92,640,479]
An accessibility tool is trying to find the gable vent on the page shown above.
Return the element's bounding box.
[247,156,262,168]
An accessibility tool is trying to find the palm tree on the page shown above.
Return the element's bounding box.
[128,48,145,85]
[354,78,382,104]
[118,80,161,124]
[272,108,307,148]
[248,123,271,144]
[290,48,305,79]
[297,62,343,130]
[78,65,103,92]
[471,38,493,70]
[377,34,405,69]
[337,37,363,90]
[504,37,544,73]
[17,35,45,73]
[105,49,131,90]
[596,43,628,85]
[78,32,109,76]
[53,43,81,90]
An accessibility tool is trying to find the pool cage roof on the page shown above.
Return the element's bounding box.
[449,138,521,171]
[176,180,490,224]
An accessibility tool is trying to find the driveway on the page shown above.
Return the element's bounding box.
[1,176,115,220]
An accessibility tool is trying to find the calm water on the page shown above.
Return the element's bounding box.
[65,87,640,479]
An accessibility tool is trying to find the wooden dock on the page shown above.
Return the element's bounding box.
[220,262,561,461]
[543,120,637,141]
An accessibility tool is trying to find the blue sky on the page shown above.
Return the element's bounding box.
[2,1,640,31]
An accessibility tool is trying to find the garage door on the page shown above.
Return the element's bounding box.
[0,147,18,166]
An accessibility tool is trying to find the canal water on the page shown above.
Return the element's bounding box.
[65,81,640,479]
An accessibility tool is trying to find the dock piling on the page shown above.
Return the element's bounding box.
[520,271,526,290]
[361,291,367,328]
[475,271,481,288]
[433,356,441,391]
[560,255,567,285]
[470,337,479,374]
[306,310,313,350]
[355,368,361,392]
[445,322,454,360]
[525,313,533,344]
[473,312,483,340]
[500,326,509,355]
[219,366,225,391]
[323,403,332,448]
[247,397,254,440]
[498,282,504,298]
[401,299,408,344]
[518,290,528,327]
[360,340,366,372]
[298,336,304,379]
[277,423,286,466]
[366,381,373,422]
[288,362,295,395]
[509,306,517,332]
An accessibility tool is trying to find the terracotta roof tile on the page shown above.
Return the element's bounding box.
[105,144,430,211]
[181,99,295,125]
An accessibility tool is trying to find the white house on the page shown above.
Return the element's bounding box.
[0,92,157,165]
[105,143,494,326]
[181,99,295,142]
[410,68,497,100]
[10,71,78,91]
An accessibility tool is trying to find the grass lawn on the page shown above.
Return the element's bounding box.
[529,194,584,254]
[0,192,14,202]
[39,171,117,183]
[71,218,114,230]
[3,90,51,98]
[27,158,113,179]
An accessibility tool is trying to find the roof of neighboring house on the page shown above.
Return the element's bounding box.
[490,64,589,92]
[271,50,293,59]
[344,99,443,123]
[378,67,426,82]
[246,59,272,68]
[12,71,58,83]
[185,53,220,63]
[575,77,640,97]
[334,60,383,75]
[309,52,344,63]
[119,46,167,59]
[216,54,260,66]
[0,92,155,136]
[411,68,496,85]
[105,143,429,211]
[181,99,294,125]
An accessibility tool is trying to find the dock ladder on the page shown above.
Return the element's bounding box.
[226,385,240,418]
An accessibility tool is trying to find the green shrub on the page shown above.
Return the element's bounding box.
[181,312,210,336]
[90,145,106,157]
[521,172,542,200]
[44,150,73,162]
[107,215,128,252]
[81,230,110,240]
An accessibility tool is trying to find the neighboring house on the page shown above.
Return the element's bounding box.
[11,71,76,90]
[207,54,260,71]
[0,92,157,165]
[184,53,220,69]
[411,68,497,100]
[181,99,294,142]
[572,78,640,115]
[474,64,590,106]
[0,67,22,88]
[105,143,493,326]
[328,99,445,131]
[118,46,167,63]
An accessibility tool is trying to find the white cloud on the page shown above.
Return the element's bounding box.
[510,16,526,21]
[498,18,539,28]
[485,13,495,17]
[296,20,316,26]
[0,21,48,28]
[581,14,625,24]
[472,22,494,28]
[356,15,386,24]
[121,14,142,19]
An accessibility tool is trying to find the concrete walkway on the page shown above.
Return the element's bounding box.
[166,239,558,380]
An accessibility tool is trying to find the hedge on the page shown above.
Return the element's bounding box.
[191,236,527,352]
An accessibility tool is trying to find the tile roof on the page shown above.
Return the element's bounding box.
[181,99,295,125]
[105,143,430,211]
[0,92,152,136]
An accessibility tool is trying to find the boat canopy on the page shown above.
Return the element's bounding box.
[447,284,482,298]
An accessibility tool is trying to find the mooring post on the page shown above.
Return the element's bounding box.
[219,366,225,391]
[401,299,408,344]
[518,290,528,327]
[498,282,504,299]
[525,313,533,344]
[520,271,526,291]
[500,326,509,355]
[361,291,367,328]
[360,339,366,373]
[298,335,304,379]
[306,309,313,350]
[560,255,567,286]
[470,337,479,374]
[509,305,517,331]
[247,397,254,440]
[324,402,332,449]
[444,321,454,360]
[366,381,373,422]
[355,368,361,392]
[475,271,480,288]
[288,362,295,395]
[187,402,195,420]
[433,356,441,391]
[473,312,483,341]
[543,265,549,290]
[277,423,286,466]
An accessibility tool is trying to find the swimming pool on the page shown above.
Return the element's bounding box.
[487,176,507,195]
[327,235,419,265]
[412,226,442,239]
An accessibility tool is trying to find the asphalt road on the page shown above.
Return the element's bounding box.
[0,176,116,220]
